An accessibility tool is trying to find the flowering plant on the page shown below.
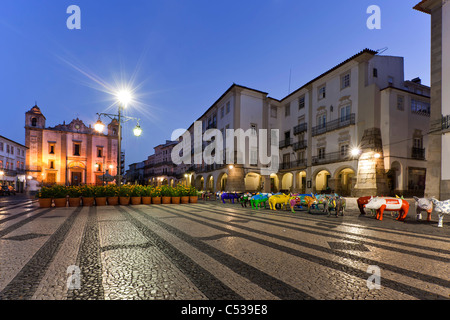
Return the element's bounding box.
[67,186,82,198]
[80,185,95,197]
[149,186,161,197]
[118,185,131,197]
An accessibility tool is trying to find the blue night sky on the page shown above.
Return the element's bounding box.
[0,0,430,167]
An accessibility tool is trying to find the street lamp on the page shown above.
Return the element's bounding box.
[94,89,142,186]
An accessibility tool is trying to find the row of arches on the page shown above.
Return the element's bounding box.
[190,166,356,195]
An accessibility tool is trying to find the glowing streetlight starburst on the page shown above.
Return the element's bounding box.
[116,89,133,107]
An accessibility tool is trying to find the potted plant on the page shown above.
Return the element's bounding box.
[161,185,172,204]
[94,185,107,206]
[118,185,130,205]
[180,186,190,204]
[151,186,162,204]
[141,185,151,205]
[81,185,95,206]
[37,186,53,208]
[189,186,198,203]
[53,185,68,207]
[67,186,81,207]
[130,185,142,205]
[171,185,181,204]
[105,184,119,205]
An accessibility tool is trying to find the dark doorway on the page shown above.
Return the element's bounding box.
[71,172,82,186]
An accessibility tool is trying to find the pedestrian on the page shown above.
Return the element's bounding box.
[26,178,40,199]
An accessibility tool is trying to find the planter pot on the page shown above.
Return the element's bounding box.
[181,196,190,204]
[82,197,95,206]
[54,198,67,207]
[107,197,119,205]
[95,197,107,206]
[142,196,151,205]
[189,196,198,203]
[162,196,171,204]
[171,196,181,204]
[131,197,141,205]
[68,197,81,207]
[39,198,52,208]
[119,196,130,205]
[152,196,161,204]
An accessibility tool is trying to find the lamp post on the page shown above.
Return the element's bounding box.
[94,90,142,186]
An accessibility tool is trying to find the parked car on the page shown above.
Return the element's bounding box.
[0,185,15,196]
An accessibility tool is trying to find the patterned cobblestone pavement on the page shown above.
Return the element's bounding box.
[0,197,449,301]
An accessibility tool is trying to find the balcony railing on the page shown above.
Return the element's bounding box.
[293,140,307,151]
[311,151,356,166]
[411,147,426,160]
[443,115,450,130]
[195,163,226,173]
[279,138,293,148]
[279,159,307,170]
[294,123,308,135]
[312,114,355,137]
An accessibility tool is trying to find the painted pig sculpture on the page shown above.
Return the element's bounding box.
[221,192,240,204]
[357,196,373,215]
[430,198,450,228]
[268,194,291,211]
[364,197,409,221]
[413,196,433,222]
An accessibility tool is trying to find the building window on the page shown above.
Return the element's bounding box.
[317,114,326,128]
[397,95,405,111]
[226,101,231,114]
[49,143,55,154]
[411,99,430,115]
[318,85,326,100]
[340,144,349,157]
[341,72,351,89]
[97,147,103,158]
[318,147,326,160]
[0,160,2,168]
[298,95,305,110]
[31,118,37,127]
[11,146,14,155]
[340,105,351,121]
[373,68,378,78]
[221,106,224,118]
[285,104,290,117]
[413,136,423,149]
[74,143,81,156]
[270,106,277,118]
[6,145,10,153]
[49,160,54,169]
[95,163,102,172]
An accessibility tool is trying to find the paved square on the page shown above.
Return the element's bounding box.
[0,197,449,300]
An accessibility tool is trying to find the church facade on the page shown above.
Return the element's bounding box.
[25,105,120,185]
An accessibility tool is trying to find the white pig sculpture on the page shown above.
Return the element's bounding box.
[364,197,409,221]
[430,198,450,228]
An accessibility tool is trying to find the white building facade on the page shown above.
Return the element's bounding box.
[415,0,450,200]
[151,49,431,197]
[0,135,28,192]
